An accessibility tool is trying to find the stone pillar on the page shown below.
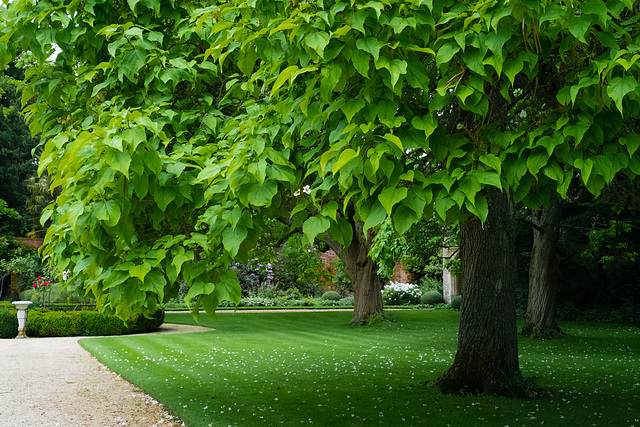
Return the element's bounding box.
[442,246,461,303]
[12,301,32,339]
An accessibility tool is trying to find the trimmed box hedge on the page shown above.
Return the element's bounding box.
[25,309,164,337]
[0,309,18,338]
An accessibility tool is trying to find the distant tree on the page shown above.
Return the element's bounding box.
[0,70,39,218]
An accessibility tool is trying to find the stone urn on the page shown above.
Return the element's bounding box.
[12,301,32,339]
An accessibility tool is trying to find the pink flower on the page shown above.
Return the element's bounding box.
[38,276,42,280]
[33,284,37,288]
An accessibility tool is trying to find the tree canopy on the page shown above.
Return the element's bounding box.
[0,63,39,219]
[1,0,639,319]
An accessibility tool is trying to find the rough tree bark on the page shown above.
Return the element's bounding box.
[521,197,563,338]
[323,208,383,325]
[435,191,521,396]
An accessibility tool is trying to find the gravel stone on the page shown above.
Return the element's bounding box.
[0,323,210,426]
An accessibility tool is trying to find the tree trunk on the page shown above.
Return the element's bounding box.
[521,197,563,338]
[435,191,521,396]
[323,208,384,325]
[343,225,383,325]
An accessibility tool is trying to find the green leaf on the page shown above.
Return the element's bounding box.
[543,161,564,182]
[171,246,193,276]
[351,49,370,78]
[378,186,408,215]
[362,1,385,18]
[479,153,501,174]
[476,172,502,189]
[156,187,176,211]
[503,56,524,86]
[616,54,640,71]
[527,149,549,175]
[580,0,608,17]
[130,262,152,282]
[392,204,419,235]
[436,42,460,67]
[328,217,353,248]
[305,31,330,58]
[620,133,640,157]
[411,115,438,138]
[341,99,366,123]
[402,192,427,216]
[118,49,146,82]
[363,201,387,232]
[375,56,407,87]
[382,133,403,151]
[434,196,456,222]
[485,27,510,57]
[94,200,121,227]
[333,148,359,173]
[303,216,331,243]
[568,15,591,43]
[247,179,278,207]
[142,270,166,300]
[458,175,481,205]
[106,150,131,176]
[465,193,489,223]
[607,76,637,114]
[575,157,594,185]
[356,37,382,62]
[271,65,299,97]
[222,225,248,257]
[563,120,591,146]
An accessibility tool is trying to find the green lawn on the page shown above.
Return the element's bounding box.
[79,310,640,426]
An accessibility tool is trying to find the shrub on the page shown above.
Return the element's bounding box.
[271,238,323,296]
[80,311,127,336]
[0,309,18,338]
[128,309,165,334]
[420,276,443,294]
[382,282,421,305]
[0,301,15,310]
[421,290,444,305]
[451,295,462,310]
[26,309,164,337]
[338,296,354,306]
[330,258,352,294]
[322,291,341,301]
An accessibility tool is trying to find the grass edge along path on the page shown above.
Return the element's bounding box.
[80,310,640,426]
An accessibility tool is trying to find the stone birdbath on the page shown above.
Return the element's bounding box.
[12,301,32,339]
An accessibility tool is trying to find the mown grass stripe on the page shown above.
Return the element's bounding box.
[80,311,640,426]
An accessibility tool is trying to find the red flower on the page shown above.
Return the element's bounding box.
[33,283,37,288]
[38,276,42,280]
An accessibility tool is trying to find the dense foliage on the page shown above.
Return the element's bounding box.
[1,0,639,321]
[0,67,39,220]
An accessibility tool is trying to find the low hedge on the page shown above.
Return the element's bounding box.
[25,309,164,337]
[0,309,18,338]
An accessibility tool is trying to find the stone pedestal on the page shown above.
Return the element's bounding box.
[12,301,32,339]
[442,247,461,304]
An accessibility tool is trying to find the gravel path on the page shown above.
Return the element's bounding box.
[0,323,210,427]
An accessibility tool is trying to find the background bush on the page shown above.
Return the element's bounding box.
[322,291,341,301]
[421,290,444,305]
[0,309,18,338]
[382,282,421,306]
[25,309,164,337]
[451,295,462,310]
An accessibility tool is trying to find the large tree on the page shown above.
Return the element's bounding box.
[521,197,563,338]
[0,63,39,219]
[2,0,640,396]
